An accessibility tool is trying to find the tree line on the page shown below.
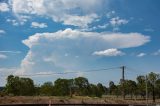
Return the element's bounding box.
[1,72,160,101]
[3,75,106,97]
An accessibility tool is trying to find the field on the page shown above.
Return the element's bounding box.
[0,96,160,105]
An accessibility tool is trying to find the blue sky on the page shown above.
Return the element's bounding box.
[0,0,160,86]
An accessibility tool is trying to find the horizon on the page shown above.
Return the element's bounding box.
[0,0,160,86]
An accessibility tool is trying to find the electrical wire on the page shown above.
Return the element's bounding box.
[2,66,121,77]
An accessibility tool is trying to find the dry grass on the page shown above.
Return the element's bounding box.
[0,96,160,105]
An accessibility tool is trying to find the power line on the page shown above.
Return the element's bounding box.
[2,66,120,77]
[126,66,146,74]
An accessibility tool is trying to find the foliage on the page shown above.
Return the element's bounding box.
[124,80,137,98]
[74,77,90,96]
[109,81,117,95]
[40,82,54,96]
[147,72,160,102]
[136,75,146,98]
[54,78,72,96]
[4,72,160,100]
[5,75,35,96]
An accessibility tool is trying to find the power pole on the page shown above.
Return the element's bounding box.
[121,66,126,100]
[145,75,148,106]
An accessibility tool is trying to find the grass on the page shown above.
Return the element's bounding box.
[0,95,160,105]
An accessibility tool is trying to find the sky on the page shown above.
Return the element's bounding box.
[0,0,160,86]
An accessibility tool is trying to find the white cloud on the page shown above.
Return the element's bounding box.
[9,0,104,28]
[10,0,103,15]
[0,68,17,75]
[23,29,150,48]
[153,49,160,56]
[137,53,146,57]
[31,22,48,28]
[17,28,150,74]
[76,71,85,77]
[0,3,9,12]
[17,15,31,25]
[144,28,154,32]
[64,53,69,57]
[0,54,7,59]
[6,16,30,26]
[35,71,54,76]
[97,24,109,29]
[113,27,120,31]
[0,68,18,86]
[75,56,79,58]
[106,11,115,18]
[93,48,125,56]
[63,14,98,28]
[110,17,128,26]
[80,23,109,31]
[16,51,35,75]
[0,29,5,34]
[6,19,19,26]
[0,51,21,54]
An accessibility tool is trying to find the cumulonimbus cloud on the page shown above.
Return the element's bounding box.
[17,28,150,74]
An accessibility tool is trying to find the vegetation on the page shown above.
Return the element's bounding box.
[5,75,35,96]
[2,72,160,102]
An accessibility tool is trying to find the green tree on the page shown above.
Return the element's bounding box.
[115,84,121,98]
[74,77,90,96]
[109,81,117,95]
[97,83,105,95]
[5,75,15,95]
[5,75,35,96]
[136,75,146,98]
[103,86,108,95]
[89,84,102,97]
[124,80,137,99]
[40,82,54,96]
[54,78,72,96]
[147,72,159,102]
[34,84,41,96]
[155,79,160,98]
[5,75,21,95]
[20,77,35,95]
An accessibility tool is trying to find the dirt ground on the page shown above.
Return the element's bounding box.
[0,96,160,105]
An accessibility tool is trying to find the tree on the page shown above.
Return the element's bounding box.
[40,82,54,96]
[115,84,121,98]
[89,84,102,97]
[147,72,159,102]
[34,84,41,96]
[124,80,137,99]
[103,86,108,95]
[5,75,21,95]
[20,77,35,96]
[136,75,146,98]
[74,77,90,96]
[109,81,117,95]
[155,79,160,98]
[5,75,15,95]
[97,83,105,95]
[54,78,72,96]
[5,75,35,96]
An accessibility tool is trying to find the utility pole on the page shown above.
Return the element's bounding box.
[145,75,148,106]
[121,66,126,100]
